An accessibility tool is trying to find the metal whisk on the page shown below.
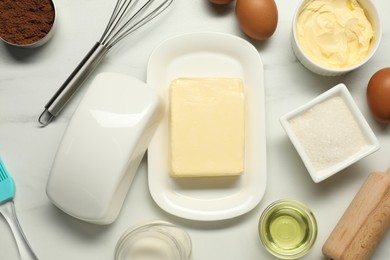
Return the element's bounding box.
[38,0,173,127]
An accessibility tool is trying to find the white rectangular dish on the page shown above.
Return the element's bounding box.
[146,32,267,221]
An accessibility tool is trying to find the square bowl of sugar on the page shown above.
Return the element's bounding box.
[280,84,380,183]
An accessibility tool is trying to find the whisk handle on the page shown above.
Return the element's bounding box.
[38,42,109,126]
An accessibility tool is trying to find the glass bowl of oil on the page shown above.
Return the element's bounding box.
[258,199,317,259]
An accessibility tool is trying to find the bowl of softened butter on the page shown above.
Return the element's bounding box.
[291,0,381,76]
[258,199,317,259]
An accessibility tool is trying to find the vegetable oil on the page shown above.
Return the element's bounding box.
[259,199,317,259]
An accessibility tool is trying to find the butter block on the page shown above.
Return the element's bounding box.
[169,78,245,177]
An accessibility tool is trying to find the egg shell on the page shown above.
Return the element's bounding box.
[367,68,390,123]
[235,0,278,40]
[209,0,233,4]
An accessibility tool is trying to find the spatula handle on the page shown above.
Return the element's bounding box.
[0,201,38,260]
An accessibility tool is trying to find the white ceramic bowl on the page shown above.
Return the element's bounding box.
[291,0,382,76]
[280,84,380,183]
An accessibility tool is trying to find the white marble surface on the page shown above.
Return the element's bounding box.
[1,0,390,259]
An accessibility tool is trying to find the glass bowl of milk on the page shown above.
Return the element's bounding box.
[115,220,192,260]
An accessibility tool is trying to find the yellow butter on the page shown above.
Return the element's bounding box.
[169,78,245,177]
[297,0,374,68]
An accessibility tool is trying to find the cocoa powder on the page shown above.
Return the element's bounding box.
[0,0,55,45]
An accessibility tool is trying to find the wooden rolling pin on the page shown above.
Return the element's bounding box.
[322,168,390,260]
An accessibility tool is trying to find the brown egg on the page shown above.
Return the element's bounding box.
[209,0,233,4]
[235,0,278,40]
[367,68,390,123]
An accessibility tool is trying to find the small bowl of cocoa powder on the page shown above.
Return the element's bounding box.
[0,0,56,48]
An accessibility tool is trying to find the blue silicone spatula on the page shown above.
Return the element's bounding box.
[0,159,38,260]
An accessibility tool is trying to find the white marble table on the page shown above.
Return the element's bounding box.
[1,0,390,259]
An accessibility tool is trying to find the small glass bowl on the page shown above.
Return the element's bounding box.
[258,199,317,259]
[115,220,192,260]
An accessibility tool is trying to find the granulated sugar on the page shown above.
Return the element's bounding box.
[289,95,368,171]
